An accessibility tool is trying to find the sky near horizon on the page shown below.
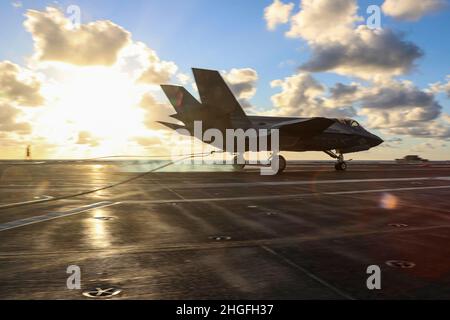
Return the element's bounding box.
[0,0,449,160]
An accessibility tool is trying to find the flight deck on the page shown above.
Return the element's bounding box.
[0,161,449,299]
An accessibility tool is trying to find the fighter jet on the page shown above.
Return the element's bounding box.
[158,68,383,174]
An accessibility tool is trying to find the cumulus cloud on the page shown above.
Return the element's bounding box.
[264,0,446,142]
[351,80,450,140]
[287,0,360,42]
[0,103,31,134]
[396,112,450,139]
[429,75,450,97]
[137,48,178,84]
[139,92,173,130]
[223,68,258,108]
[277,0,423,79]
[270,72,356,117]
[268,71,446,140]
[176,73,191,85]
[388,124,450,139]
[24,7,131,66]
[76,131,100,147]
[382,0,447,21]
[0,61,44,106]
[300,26,423,79]
[329,83,359,100]
[410,140,448,152]
[358,80,442,129]
[132,136,163,147]
[264,0,295,30]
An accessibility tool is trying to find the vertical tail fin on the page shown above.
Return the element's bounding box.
[192,68,251,125]
[160,84,206,124]
[160,85,202,113]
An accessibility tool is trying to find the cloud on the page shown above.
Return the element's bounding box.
[387,123,450,139]
[358,80,442,130]
[382,0,447,21]
[300,26,423,79]
[0,61,44,106]
[139,92,173,130]
[0,103,31,134]
[269,72,356,117]
[379,136,403,148]
[24,7,131,66]
[132,136,163,147]
[176,73,191,85]
[410,141,448,153]
[265,0,447,142]
[354,81,449,140]
[264,0,295,31]
[223,68,258,108]
[429,75,450,97]
[329,83,359,100]
[76,131,100,147]
[287,0,360,43]
[137,46,178,84]
[278,0,423,79]
[268,71,446,140]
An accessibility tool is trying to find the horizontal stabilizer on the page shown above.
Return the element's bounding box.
[169,113,185,121]
[157,121,188,132]
[272,118,335,137]
[160,85,202,113]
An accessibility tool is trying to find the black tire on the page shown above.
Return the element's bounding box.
[232,155,246,171]
[274,155,287,175]
[335,162,347,171]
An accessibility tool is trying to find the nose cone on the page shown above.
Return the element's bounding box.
[370,135,384,147]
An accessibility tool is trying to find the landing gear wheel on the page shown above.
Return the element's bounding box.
[232,155,246,171]
[335,162,347,171]
[273,155,287,175]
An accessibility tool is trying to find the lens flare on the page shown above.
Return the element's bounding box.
[379,192,399,210]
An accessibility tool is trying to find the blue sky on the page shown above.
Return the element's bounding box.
[2,0,448,108]
[0,0,449,159]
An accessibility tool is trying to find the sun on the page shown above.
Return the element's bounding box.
[33,64,153,154]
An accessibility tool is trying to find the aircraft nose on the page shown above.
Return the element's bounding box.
[371,135,384,147]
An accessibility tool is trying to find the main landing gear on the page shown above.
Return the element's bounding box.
[272,154,287,175]
[325,150,348,171]
[232,154,287,175]
[232,155,246,171]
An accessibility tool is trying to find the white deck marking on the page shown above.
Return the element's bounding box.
[0,201,119,232]
[3,176,450,190]
[261,245,355,300]
[0,195,54,209]
[161,176,450,189]
[122,185,450,204]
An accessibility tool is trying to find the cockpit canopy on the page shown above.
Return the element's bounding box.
[337,119,360,128]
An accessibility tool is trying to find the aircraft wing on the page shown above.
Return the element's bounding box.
[271,118,335,137]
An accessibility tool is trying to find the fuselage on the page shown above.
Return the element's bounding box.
[234,116,384,154]
[159,68,384,156]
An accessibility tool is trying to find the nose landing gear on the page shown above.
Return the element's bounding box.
[334,161,347,171]
[272,154,287,175]
[325,150,348,171]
